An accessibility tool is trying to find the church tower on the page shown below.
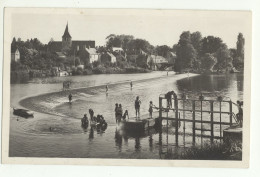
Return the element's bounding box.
[62,22,72,52]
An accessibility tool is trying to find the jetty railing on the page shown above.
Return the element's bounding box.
[157,93,239,144]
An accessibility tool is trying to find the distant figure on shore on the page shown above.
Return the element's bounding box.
[135,96,141,118]
[81,114,89,127]
[115,103,119,123]
[148,101,154,118]
[106,85,109,93]
[167,72,169,76]
[89,109,94,121]
[130,81,133,89]
[122,110,129,121]
[68,93,72,103]
[236,101,243,127]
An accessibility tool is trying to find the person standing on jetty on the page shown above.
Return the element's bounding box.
[68,93,72,103]
[130,81,133,90]
[148,101,154,118]
[135,96,141,118]
[236,101,243,127]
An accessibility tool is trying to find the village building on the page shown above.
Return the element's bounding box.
[100,52,116,63]
[48,23,95,55]
[85,47,100,63]
[166,52,176,65]
[147,55,168,70]
[11,48,20,62]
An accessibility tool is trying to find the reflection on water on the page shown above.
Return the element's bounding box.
[9,73,243,159]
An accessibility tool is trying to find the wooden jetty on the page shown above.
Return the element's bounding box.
[122,112,159,131]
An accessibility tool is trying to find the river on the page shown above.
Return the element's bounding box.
[9,72,243,159]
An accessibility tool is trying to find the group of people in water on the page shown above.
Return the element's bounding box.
[114,103,129,123]
[81,108,108,130]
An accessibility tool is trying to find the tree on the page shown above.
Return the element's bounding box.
[201,36,223,55]
[75,57,81,66]
[234,33,245,69]
[191,31,202,53]
[175,31,197,72]
[136,54,148,68]
[156,45,171,58]
[215,44,233,71]
[236,33,244,59]
[201,53,217,71]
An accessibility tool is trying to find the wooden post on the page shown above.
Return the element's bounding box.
[200,100,203,137]
[220,101,222,138]
[159,96,163,127]
[192,100,196,145]
[175,96,179,145]
[229,101,233,126]
[210,101,214,143]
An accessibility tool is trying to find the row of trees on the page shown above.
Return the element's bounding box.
[174,31,245,72]
[11,31,245,74]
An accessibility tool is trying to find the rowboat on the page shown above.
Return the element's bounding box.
[13,108,34,118]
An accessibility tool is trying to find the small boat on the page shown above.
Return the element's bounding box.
[13,108,34,118]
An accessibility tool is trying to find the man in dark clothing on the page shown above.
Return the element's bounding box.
[89,109,94,121]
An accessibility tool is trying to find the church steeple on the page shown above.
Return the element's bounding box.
[62,22,72,52]
[62,22,71,39]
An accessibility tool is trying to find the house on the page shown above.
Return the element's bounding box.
[55,52,66,59]
[85,47,100,63]
[147,55,168,70]
[112,47,124,53]
[101,52,116,63]
[59,71,69,77]
[147,55,168,64]
[166,52,176,65]
[11,48,20,62]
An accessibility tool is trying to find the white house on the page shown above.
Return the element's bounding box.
[85,47,100,63]
[112,47,124,53]
[107,52,116,63]
[11,48,20,62]
[147,55,168,64]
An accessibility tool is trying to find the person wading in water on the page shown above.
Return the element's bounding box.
[115,103,119,123]
[106,85,109,93]
[148,101,154,118]
[135,96,141,118]
[68,93,72,103]
[89,109,94,121]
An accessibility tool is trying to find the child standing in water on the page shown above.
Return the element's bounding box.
[149,101,154,118]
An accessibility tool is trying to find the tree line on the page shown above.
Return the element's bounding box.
[174,31,244,73]
[11,31,244,76]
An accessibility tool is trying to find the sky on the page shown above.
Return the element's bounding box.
[10,9,251,49]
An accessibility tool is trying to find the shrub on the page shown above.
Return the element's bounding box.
[11,70,29,83]
[83,69,92,75]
